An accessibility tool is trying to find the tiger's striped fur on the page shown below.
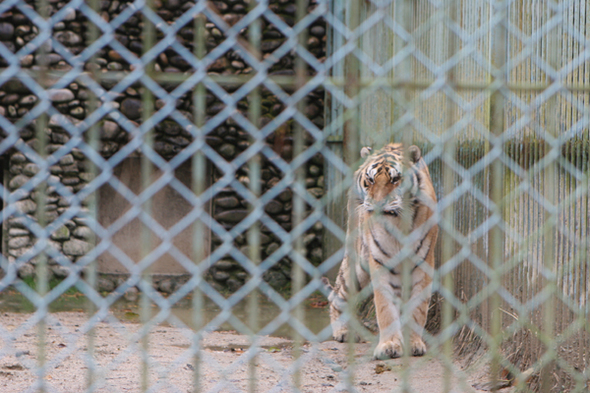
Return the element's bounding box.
[322,143,438,360]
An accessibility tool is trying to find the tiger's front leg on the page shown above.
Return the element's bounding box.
[407,260,434,356]
[369,258,404,359]
[322,255,369,343]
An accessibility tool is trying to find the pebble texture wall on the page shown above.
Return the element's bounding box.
[0,0,327,294]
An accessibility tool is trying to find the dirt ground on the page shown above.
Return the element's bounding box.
[0,312,504,393]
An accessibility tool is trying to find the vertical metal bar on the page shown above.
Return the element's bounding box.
[140,0,156,390]
[323,0,347,281]
[343,0,361,390]
[35,1,50,391]
[85,0,101,389]
[442,0,458,391]
[540,8,560,390]
[291,0,309,389]
[247,1,261,391]
[488,0,507,391]
[394,0,414,391]
[191,9,207,393]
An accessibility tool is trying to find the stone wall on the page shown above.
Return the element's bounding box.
[0,0,326,293]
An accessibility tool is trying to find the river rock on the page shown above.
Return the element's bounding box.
[9,175,30,190]
[120,98,142,120]
[215,196,239,208]
[15,199,36,214]
[0,23,14,40]
[48,89,75,103]
[213,271,230,282]
[73,226,93,239]
[214,260,234,271]
[55,31,82,45]
[51,265,70,278]
[215,209,248,223]
[9,236,29,249]
[63,238,92,256]
[264,200,283,214]
[101,121,120,139]
[50,226,70,241]
[18,263,35,279]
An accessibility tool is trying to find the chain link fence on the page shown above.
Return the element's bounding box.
[0,0,588,392]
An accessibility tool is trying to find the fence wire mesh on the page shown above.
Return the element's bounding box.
[0,0,588,392]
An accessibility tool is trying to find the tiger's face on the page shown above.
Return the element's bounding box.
[355,144,421,218]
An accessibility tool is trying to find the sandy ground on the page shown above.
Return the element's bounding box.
[0,312,501,393]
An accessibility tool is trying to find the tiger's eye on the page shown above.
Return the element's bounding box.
[391,175,401,183]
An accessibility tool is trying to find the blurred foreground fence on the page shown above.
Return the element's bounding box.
[0,0,588,392]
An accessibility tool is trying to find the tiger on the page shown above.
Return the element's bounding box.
[322,143,438,360]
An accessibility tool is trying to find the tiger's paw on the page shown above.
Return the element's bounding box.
[332,328,361,343]
[373,338,403,360]
[411,337,427,356]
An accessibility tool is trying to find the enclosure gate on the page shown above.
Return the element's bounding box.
[0,0,588,392]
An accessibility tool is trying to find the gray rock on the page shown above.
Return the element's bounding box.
[309,247,323,263]
[15,25,30,36]
[79,172,95,182]
[263,270,288,290]
[63,239,92,256]
[317,175,325,188]
[264,200,283,214]
[214,260,234,271]
[107,62,123,71]
[310,25,325,37]
[124,287,139,302]
[0,23,14,40]
[120,98,142,120]
[308,165,321,176]
[226,278,241,292]
[218,143,236,159]
[215,196,239,208]
[59,154,75,166]
[97,277,116,292]
[159,278,177,294]
[10,153,27,164]
[215,209,248,223]
[50,226,70,241]
[307,187,323,198]
[9,236,30,249]
[23,163,39,177]
[20,55,34,67]
[62,177,80,186]
[55,31,82,46]
[63,8,77,21]
[9,174,30,190]
[260,39,283,52]
[73,226,93,239]
[35,53,63,66]
[303,233,316,246]
[48,89,75,103]
[265,242,280,255]
[18,263,35,279]
[51,265,70,278]
[278,189,292,202]
[3,79,30,94]
[15,199,37,214]
[70,107,85,118]
[9,228,29,236]
[1,94,20,105]
[213,271,230,282]
[62,165,79,177]
[101,121,120,139]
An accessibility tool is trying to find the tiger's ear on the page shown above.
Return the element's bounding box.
[360,146,372,159]
[408,145,421,164]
